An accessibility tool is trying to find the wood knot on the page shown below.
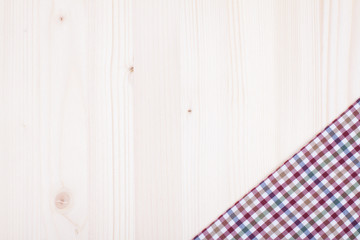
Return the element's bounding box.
[129,66,134,73]
[188,109,192,113]
[55,192,71,210]
[59,16,64,22]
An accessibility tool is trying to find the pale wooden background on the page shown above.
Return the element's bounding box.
[1,0,360,239]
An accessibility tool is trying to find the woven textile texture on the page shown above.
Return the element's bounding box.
[194,99,360,240]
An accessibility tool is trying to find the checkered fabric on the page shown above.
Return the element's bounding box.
[194,98,360,240]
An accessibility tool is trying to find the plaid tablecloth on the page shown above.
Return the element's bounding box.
[194,98,360,240]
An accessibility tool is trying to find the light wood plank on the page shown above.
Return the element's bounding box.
[0,0,134,239]
[133,0,182,239]
[0,0,41,238]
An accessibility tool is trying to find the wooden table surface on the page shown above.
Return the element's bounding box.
[1,0,360,239]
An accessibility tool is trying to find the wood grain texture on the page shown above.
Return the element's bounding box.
[0,0,134,239]
[1,0,360,239]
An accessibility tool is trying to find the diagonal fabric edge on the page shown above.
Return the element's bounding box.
[194,98,360,240]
